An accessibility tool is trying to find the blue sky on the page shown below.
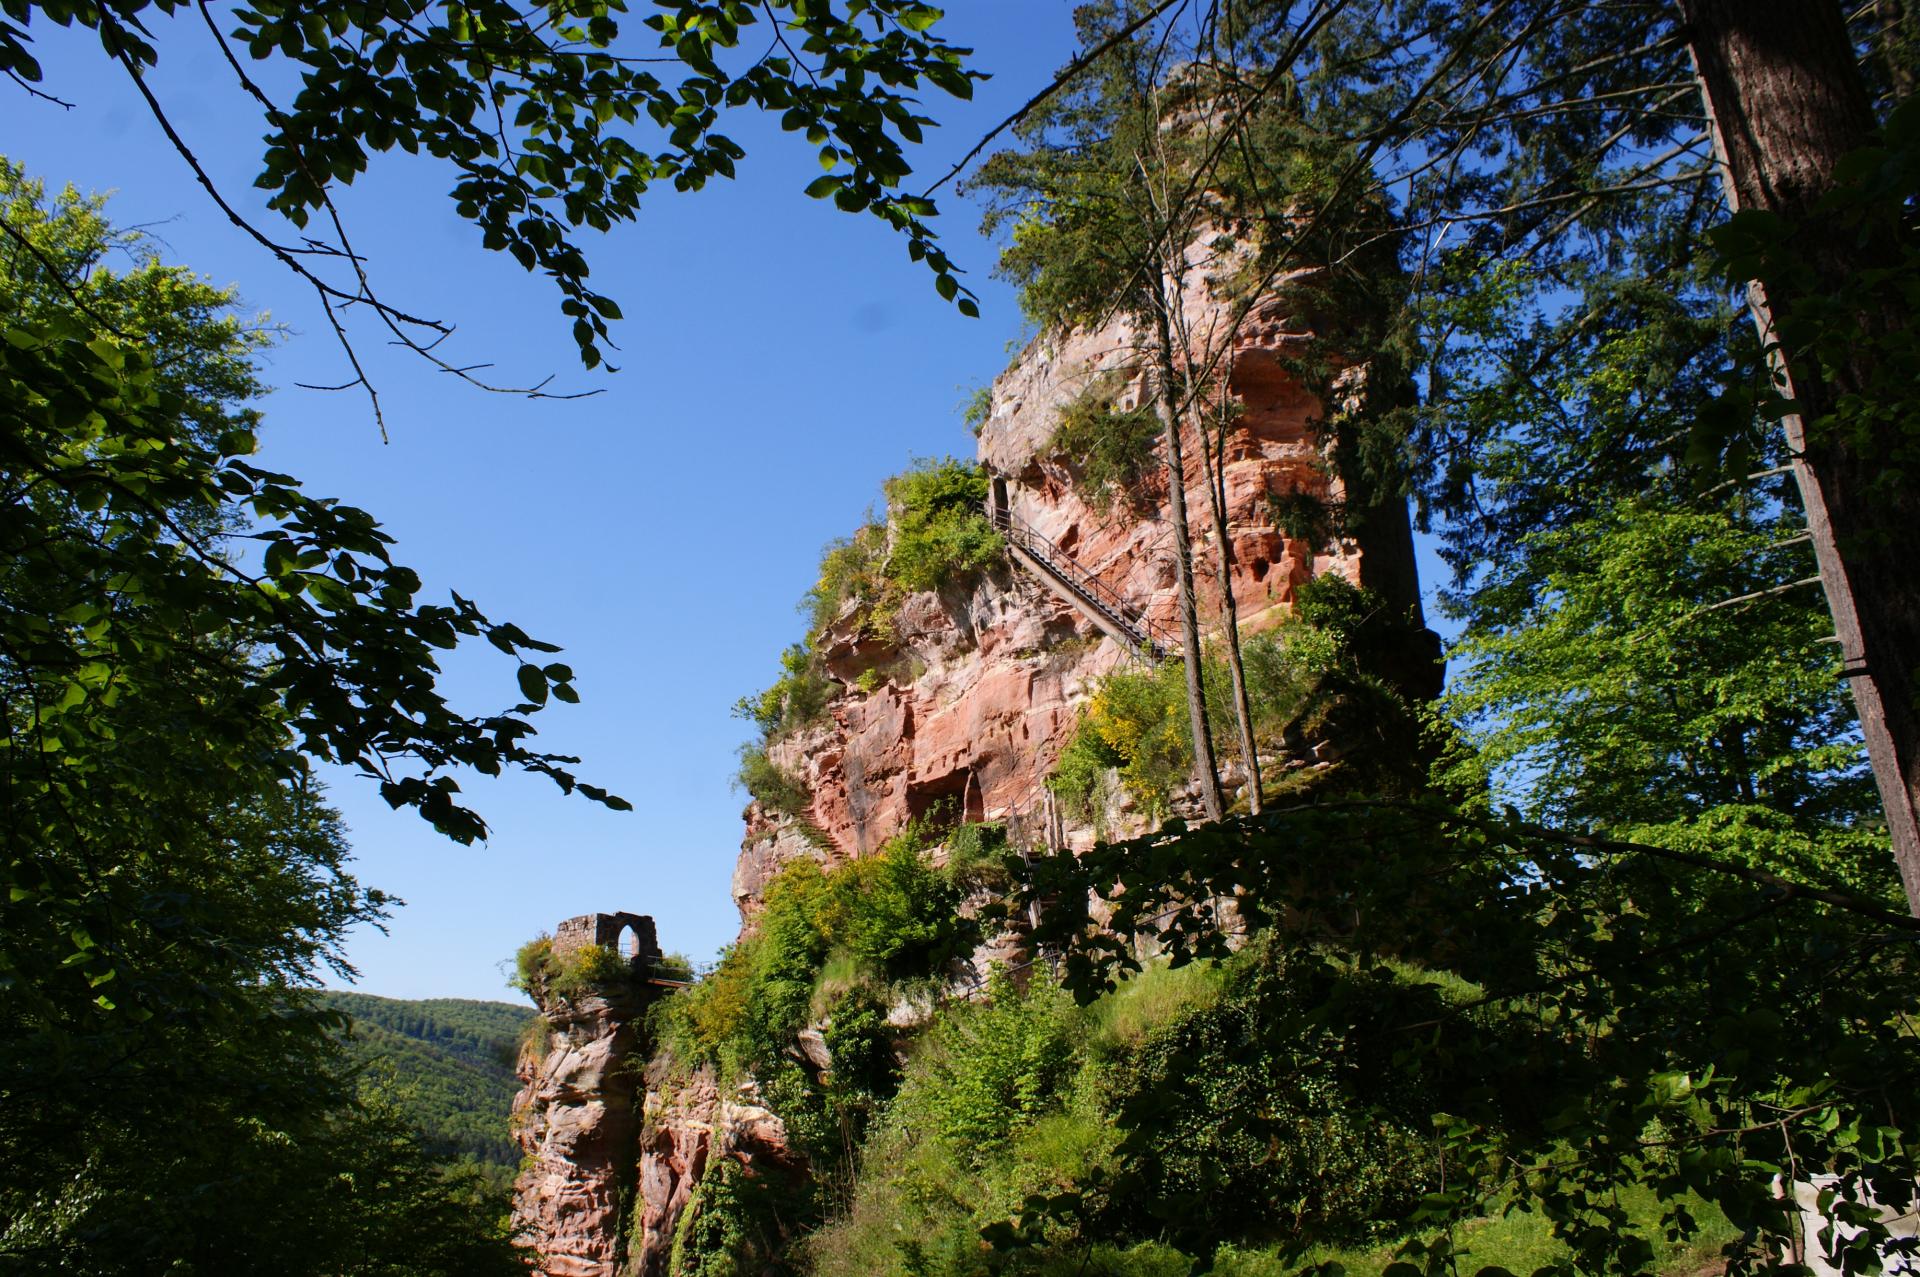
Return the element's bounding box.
[8,4,1453,1002]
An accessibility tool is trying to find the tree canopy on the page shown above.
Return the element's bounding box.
[2,0,985,421]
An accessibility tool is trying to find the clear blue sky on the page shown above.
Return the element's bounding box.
[8,5,1452,1003]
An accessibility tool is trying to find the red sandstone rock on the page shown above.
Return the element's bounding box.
[511,990,645,1277]
[731,276,1425,917]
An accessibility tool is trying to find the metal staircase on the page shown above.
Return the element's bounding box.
[986,504,1175,661]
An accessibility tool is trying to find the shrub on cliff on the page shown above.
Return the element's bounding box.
[820,831,972,978]
[733,743,811,816]
[509,935,630,1003]
[805,949,1456,1276]
[806,520,892,636]
[734,643,835,741]
[802,457,1002,642]
[1048,575,1433,818]
[653,826,978,1082]
[881,456,1002,593]
[1051,376,1163,513]
[735,459,1003,777]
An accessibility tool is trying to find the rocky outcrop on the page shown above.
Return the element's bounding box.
[511,914,672,1276]
[633,1067,801,1277]
[734,275,1436,917]
[511,986,647,1277]
[510,915,802,1277]
[511,271,1440,1275]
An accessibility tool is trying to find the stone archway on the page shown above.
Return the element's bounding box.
[617,924,644,961]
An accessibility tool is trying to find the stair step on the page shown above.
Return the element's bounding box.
[989,505,1172,660]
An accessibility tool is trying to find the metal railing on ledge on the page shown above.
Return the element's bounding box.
[986,505,1176,661]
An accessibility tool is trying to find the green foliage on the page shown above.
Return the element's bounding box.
[0,168,528,1273]
[733,642,835,741]
[824,828,974,977]
[670,1158,752,1277]
[881,456,1003,593]
[0,159,271,471]
[809,459,999,639]
[965,3,1168,335]
[1017,797,1915,1277]
[733,742,811,816]
[1098,952,1441,1250]
[892,970,1080,1159]
[805,520,892,637]
[553,943,628,999]
[1080,959,1224,1054]
[1049,574,1435,818]
[1,3,984,373]
[945,820,1015,892]
[1050,376,1162,513]
[1055,660,1194,820]
[510,936,630,1003]
[1050,717,1129,827]
[808,952,1459,1276]
[648,824,991,1271]
[963,384,995,435]
[513,935,555,996]
[322,993,533,1170]
[1444,502,1872,833]
[739,458,1000,757]
[654,825,976,1081]
[654,952,696,982]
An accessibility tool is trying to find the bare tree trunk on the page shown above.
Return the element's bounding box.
[1683,0,1920,914]
[1150,285,1226,822]
[1189,367,1264,814]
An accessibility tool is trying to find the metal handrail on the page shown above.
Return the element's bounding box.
[986,506,1176,658]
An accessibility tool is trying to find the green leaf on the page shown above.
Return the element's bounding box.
[516,664,549,706]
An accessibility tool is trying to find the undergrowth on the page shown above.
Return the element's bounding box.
[803,944,1495,1276]
[647,816,1008,1275]
[1049,575,1432,820]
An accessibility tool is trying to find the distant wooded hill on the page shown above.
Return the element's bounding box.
[322,992,533,1169]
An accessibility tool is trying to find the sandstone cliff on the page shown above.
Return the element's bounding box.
[734,276,1431,917]
[511,915,803,1277]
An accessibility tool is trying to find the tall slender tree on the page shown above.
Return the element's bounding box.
[1680,0,1920,911]
[970,9,1231,819]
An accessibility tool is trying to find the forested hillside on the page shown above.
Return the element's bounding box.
[323,993,532,1170]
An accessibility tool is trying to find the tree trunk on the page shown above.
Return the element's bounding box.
[1683,0,1920,913]
[1150,286,1226,823]
[1191,382,1264,814]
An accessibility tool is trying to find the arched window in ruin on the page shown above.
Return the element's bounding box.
[617,924,644,961]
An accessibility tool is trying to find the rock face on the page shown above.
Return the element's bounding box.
[511,914,801,1277]
[511,913,672,1276]
[735,277,1434,917]
[511,985,648,1277]
[632,1068,802,1277]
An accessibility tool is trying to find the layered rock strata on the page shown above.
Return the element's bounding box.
[513,914,670,1275]
[736,277,1435,916]
[633,1068,800,1277]
[511,914,799,1277]
[511,983,650,1277]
